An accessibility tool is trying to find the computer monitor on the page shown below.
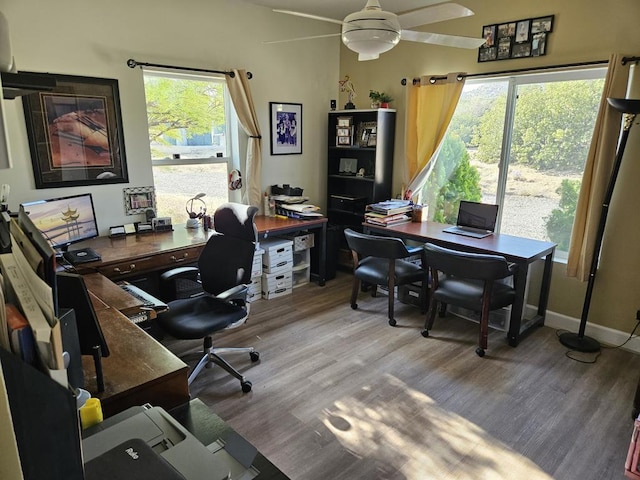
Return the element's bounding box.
[15,205,58,314]
[56,272,110,392]
[20,192,99,253]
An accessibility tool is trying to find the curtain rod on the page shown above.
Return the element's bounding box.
[401,59,610,86]
[126,59,253,79]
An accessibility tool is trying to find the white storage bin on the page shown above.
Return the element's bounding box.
[292,266,310,288]
[262,270,293,291]
[251,247,264,277]
[262,286,292,300]
[261,238,293,273]
[278,232,314,251]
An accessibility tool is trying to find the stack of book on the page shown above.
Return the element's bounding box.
[364,200,413,227]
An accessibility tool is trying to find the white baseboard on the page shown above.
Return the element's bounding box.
[542,308,640,354]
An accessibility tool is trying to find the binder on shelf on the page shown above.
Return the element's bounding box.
[6,303,35,365]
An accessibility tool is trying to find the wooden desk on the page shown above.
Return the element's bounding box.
[364,221,556,346]
[73,216,328,286]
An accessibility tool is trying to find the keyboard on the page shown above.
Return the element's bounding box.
[443,225,493,239]
[119,283,168,312]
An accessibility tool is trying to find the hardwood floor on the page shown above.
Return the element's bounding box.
[163,272,640,480]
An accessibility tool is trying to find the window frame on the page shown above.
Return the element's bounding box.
[142,68,242,203]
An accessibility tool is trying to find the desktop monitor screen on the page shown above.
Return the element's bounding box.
[20,193,99,251]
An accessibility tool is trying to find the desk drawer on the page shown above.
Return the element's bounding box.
[98,246,203,279]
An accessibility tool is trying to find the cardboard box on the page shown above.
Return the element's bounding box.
[261,238,293,273]
[278,232,315,251]
[262,270,293,292]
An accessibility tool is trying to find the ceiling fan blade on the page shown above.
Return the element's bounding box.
[358,52,380,61]
[397,3,475,29]
[263,32,341,44]
[273,9,344,26]
[401,30,486,49]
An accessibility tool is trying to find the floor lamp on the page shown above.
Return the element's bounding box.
[559,98,640,352]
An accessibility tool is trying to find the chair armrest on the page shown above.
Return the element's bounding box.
[159,266,200,302]
[160,266,199,282]
[216,284,249,302]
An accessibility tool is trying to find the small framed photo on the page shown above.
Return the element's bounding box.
[123,186,156,215]
[478,46,497,62]
[482,25,496,47]
[337,135,352,146]
[512,42,532,58]
[497,22,516,38]
[515,20,530,43]
[367,133,377,147]
[497,37,512,60]
[337,127,351,137]
[269,102,302,155]
[532,15,554,34]
[337,116,352,127]
[532,33,547,56]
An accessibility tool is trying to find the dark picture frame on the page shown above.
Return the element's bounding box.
[22,73,128,189]
[478,15,553,63]
[269,102,302,155]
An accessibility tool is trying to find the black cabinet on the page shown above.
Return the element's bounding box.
[326,109,396,228]
[327,109,396,269]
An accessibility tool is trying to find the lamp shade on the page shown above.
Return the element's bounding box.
[341,9,400,56]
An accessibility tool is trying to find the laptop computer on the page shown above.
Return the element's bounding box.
[443,201,499,239]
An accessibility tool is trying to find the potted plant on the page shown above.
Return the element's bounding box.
[369,90,392,108]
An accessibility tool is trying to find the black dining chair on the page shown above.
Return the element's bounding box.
[156,202,260,392]
[343,228,427,326]
[421,242,518,357]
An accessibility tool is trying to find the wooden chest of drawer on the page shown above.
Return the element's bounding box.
[97,245,203,280]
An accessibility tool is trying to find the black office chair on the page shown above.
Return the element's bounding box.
[344,228,427,326]
[421,242,518,357]
[157,202,260,392]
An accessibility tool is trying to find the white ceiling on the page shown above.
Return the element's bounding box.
[241,0,450,22]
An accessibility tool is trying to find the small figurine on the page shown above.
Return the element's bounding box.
[339,75,357,109]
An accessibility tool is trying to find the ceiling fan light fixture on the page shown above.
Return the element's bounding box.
[341,8,400,57]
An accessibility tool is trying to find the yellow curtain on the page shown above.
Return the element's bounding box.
[404,72,465,197]
[567,54,630,280]
[226,69,262,209]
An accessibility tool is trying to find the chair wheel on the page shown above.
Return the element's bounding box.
[241,381,252,393]
[388,318,396,327]
[351,303,358,310]
[421,329,429,338]
[476,347,485,357]
[250,351,260,362]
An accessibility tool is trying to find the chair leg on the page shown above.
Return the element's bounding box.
[476,304,490,358]
[350,276,360,309]
[387,276,396,326]
[422,298,438,337]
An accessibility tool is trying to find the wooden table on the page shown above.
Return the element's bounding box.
[364,221,556,346]
[73,216,328,286]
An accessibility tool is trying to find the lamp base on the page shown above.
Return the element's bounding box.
[558,332,601,352]
[186,218,200,229]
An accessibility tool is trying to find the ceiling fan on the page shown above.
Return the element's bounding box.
[269,0,486,61]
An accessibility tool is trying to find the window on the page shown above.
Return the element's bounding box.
[142,70,238,222]
[419,68,606,257]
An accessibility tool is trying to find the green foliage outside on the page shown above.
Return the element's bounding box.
[473,80,604,172]
[545,179,581,250]
[422,134,481,224]
[143,76,225,153]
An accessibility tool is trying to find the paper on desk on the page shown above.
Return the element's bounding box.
[280,203,321,213]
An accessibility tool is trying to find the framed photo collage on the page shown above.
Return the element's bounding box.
[479,15,554,63]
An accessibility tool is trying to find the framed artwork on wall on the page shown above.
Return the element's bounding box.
[21,73,128,188]
[478,15,553,62]
[269,102,302,155]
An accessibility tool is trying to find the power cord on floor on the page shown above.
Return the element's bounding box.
[556,320,640,364]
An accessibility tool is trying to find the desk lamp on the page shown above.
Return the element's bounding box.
[186,192,206,229]
[559,98,640,352]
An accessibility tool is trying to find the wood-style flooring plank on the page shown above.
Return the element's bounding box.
[162,272,640,480]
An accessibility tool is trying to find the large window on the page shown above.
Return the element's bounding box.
[142,70,237,222]
[420,68,606,257]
